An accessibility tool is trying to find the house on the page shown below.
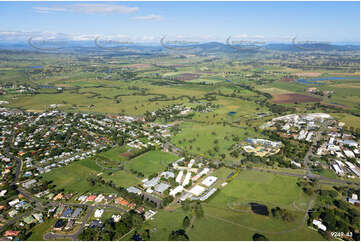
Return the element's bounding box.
[54,206,65,218]
[347,198,360,206]
[32,213,43,223]
[128,202,136,209]
[94,209,104,218]
[53,219,66,231]
[3,231,19,237]
[8,210,18,218]
[114,197,124,204]
[95,194,104,203]
[291,160,302,168]
[0,190,7,197]
[89,220,102,229]
[144,210,157,220]
[71,208,83,218]
[23,215,36,225]
[86,195,96,202]
[313,219,327,231]
[136,207,144,214]
[53,193,63,201]
[8,199,19,207]
[61,208,73,218]
[112,215,122,222]
[22,179,36,189]
[120,200,129,207]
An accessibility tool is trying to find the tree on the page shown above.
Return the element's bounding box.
[169,229,189,241]
[252,233,269,241]
[183,216,191,228]
[194,202,204,218]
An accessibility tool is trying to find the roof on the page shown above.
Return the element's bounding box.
[201,176,218,187]
[4,231,19,237]
[143,177,159,188]
[54,219,66,228]
[86,195,96,201]
[127,186,141,194]
[154,183,170,193]
[189,185,206,196]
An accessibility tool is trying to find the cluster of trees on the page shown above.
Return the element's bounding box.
[309,187,360,241]
[271,207,295,222]
[296,179,316,196]
[168,229,190,241]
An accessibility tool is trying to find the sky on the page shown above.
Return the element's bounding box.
[0,1,359,44]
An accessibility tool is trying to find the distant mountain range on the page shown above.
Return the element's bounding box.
[0,40,359,53]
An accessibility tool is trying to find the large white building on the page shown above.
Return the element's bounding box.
[189,185,206,196]
[202,176,218,187]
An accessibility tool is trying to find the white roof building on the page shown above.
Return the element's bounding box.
[202,176,218,187]
[332,164,344,176]
[189,185,206,196]
[344,150,355,158]
[313,219,327,231]
[182,172,191,187]
[8,199,20,207]
[95,194,104,203]
[176,170,183,184]
[94,209,104,218]
[188,159,195,168]
[170,185,183,197]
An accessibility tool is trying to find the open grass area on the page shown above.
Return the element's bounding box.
[332,113,360,130]
[102,169,140,188]
[125,150,179,177]
[171,121,261,160]
[131,170,324,241]
[41,158,115,193]
[28,218,56,241]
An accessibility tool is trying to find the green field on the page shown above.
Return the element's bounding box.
[125,150,179,177]
[130,169,324,241]
[41,158,115,193]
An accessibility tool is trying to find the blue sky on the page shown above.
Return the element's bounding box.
[0,1,359,43]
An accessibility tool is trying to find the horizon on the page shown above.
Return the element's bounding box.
[0,1,360,44]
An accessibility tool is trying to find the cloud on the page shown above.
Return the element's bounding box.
[132,14,163,21]
[33,4,139,14]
